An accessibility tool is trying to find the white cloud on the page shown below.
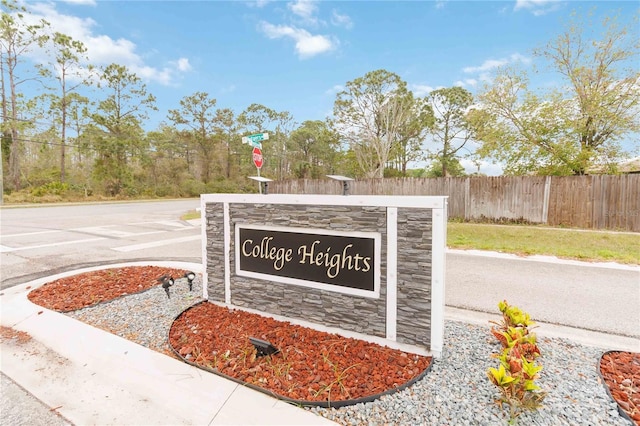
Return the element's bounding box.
[331,10,353,29]
[411,84,435,97]
[463,53,531,74]
[62,0,97,5]
[173,58,192,72]
[22,2,190,86]
[28,2,96,42]
[85,34,140,65]
[134,65,173,85]
[287,0,321,26]
[514,0,548,10]
[259,21,335,59]
[325,84,344,95]
[288,0,318,20]
[463,59,508,74]
[508,53,532,65]
[435,1,447,9]
[454,79,478,88]
[248,0,272,7]
[514,0,561,16]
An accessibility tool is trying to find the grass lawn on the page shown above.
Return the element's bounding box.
[181,210,201,221]
[447,222,640,265]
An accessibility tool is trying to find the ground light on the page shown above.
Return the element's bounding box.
[326,175,354,195]
[249,337,279,357]
[157,275,174,299]
[248,176,273,195]
[184,271,196,291]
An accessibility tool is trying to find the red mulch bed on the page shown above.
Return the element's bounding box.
[27,266,188,311]
[600,351,640,425]
[24,265,639,410]
[169,301,431,403]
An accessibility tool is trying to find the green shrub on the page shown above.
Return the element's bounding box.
[30,182,70,197]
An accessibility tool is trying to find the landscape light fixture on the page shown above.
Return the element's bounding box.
[157,275,174,299]
[249,337,279,357]
[248,176,273,195]
[326,175,354,196]
[184,271,196,291]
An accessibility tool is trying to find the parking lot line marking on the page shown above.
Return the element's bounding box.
[1,230,61,238]
[129,220,193,229]
[0,237,107,253]
[111,235,201,252]
[72,227,168,238]
[154,220,192,228]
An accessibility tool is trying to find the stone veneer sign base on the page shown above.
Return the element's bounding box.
[200,194,448,357]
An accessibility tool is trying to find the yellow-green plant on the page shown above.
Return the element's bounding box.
[488,300,546,424]
[496,327,541,360]
[494,300,536,331]
[488,356,546,423]
[488,364,517,388]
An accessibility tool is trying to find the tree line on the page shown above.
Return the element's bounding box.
[2,0,638,199]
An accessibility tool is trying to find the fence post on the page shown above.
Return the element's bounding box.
[542,176,551,225]
[464,177,470,221]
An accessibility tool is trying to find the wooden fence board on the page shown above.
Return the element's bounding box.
[270,175,640,231]
[547,176,593,228]
[465,176,547,223]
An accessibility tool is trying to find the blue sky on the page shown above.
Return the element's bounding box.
[18,0,640,174]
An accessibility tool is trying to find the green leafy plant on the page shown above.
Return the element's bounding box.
[488,300,546,424]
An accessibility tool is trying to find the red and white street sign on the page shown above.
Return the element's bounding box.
[252,147,263,169]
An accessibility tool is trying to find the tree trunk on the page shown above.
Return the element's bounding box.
[442,144,449,178]
[9,76,20,190]
[1,52,7,200]
[61,95,67,183]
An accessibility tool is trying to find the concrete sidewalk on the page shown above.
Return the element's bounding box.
[445,306,640,353]
[1,276,335,426]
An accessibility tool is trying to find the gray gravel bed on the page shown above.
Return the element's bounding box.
[312,322,630,425]
[64,280,631,426]
[66,276,204,354]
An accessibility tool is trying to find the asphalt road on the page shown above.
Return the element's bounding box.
[1,199,638,338]
[0,199,202,288]
[446,250,639,338]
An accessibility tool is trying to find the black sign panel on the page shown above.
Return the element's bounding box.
[237,226,377,292]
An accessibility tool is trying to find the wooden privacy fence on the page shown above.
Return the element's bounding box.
[269,175,640,232]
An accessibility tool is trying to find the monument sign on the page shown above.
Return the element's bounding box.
[200,193,447,357]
